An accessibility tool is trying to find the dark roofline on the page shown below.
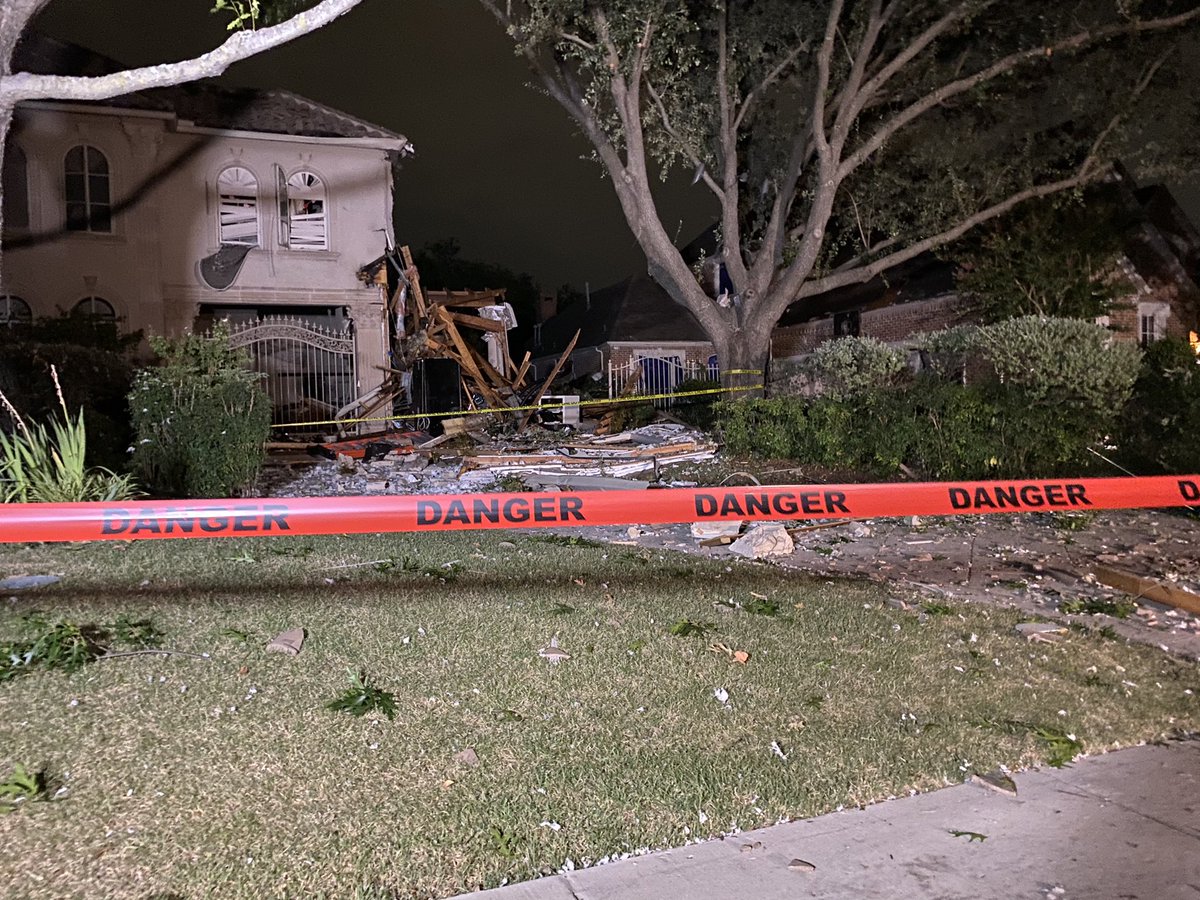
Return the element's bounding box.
[12,31,408,145]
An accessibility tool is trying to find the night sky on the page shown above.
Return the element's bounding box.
[31,0,718,293]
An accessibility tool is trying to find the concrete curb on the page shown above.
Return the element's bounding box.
[457,741,1200,900]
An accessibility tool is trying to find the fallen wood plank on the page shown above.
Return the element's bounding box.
[1092,564,1200,616]
[426,289,507,307]
[518,473,650,491]
[438,312,505,407]
[512,351,531,390]
[519,329,581,430]
[400,245,427,319]
[446,310,506,333]
[416,433,454,450]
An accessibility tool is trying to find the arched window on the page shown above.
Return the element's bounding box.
[2,144,29,230]
[280,169,327,250]
[217,165,259,246]
[0,295,32,325]
[73,296,116,320]
[64,145,112,233]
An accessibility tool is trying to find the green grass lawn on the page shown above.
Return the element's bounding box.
[0,531,1196,899]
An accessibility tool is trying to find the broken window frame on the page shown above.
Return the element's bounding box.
[280,169,328,252]
[64,144,112,234]
[216,165,261,247]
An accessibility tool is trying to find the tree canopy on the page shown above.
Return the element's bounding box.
[480,0,1200,381]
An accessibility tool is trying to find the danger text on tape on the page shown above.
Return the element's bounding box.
[0,476,1196,544]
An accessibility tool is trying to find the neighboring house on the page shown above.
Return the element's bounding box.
[774,175,1200,358]
[531,175,1200,400]
[529,273,717,401]
[1,34,413,424]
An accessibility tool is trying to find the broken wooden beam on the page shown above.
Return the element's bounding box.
[520,329,580,430]
[1092,564,1200,616]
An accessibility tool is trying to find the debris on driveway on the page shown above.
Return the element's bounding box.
[691,520,744,541]
[972,769,1018,797]
[1091,564,1200,616]
[729,524,795,559]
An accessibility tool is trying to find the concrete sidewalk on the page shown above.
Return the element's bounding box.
[460,741,1200,900]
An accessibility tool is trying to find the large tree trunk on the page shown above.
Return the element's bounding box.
[713,317,772,400]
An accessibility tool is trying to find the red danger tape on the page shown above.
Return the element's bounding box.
[0,476,1197,544]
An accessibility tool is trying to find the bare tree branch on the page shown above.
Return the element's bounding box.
[831,0,884,151]
[843,0,982,126]
[558,32,597,53]
[840,6,1200,180]
[1081,47,1172,175]
[0,0,366,104]
[811,0,845,162]
[799,170,1094,298]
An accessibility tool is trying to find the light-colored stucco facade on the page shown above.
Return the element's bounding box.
[2,95,410,409]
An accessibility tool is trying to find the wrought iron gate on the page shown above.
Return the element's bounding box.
[607,354,720,407]
[226,316,357,426]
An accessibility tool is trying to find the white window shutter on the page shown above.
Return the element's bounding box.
[275,164,290,246]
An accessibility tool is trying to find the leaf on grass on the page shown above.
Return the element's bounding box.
[669,619,715,638]
[948,829,987,842]
[489,825,517,858]
[0,764,59,812]
[744,597,781,617]
[1032,726,1083,768]
[325,669,396,720]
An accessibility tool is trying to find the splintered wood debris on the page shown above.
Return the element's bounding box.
[340,245,582,436]
[458,426,716,480]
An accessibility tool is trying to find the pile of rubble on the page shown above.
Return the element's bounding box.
[260,423,716,498]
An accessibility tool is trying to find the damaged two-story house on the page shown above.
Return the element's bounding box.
[1,35,413,424]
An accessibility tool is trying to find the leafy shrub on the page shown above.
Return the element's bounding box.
[0,369,139,503]
[1119,337,1200,474]
[972,316,1141,413]
[128,324,270,497]
[801,336,908,400]
[717,379,1109,479]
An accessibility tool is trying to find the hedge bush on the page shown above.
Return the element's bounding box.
[717,378,1107,479]
[971,316,1141,412]
[128,326,270,498]
[1119,337,1200,474]
[800,336,908,400]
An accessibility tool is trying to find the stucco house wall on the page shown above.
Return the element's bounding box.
[2,92,409,413]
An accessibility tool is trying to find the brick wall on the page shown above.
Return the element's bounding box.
[771,294,977,358]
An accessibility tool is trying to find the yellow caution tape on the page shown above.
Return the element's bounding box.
[270,382,764,430]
